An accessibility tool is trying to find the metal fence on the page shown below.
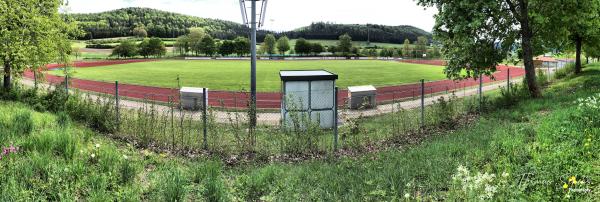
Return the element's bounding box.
[31,68,522,157]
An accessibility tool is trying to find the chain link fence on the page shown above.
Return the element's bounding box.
[24,67,522,157]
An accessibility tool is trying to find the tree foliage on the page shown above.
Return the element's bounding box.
[139,38,166,58]
[69,7,258,40]
[111,40,138,58]
[276,36,291,55]
[0,0,80,89]
[233,37,250,57]
[261,34,277,56]
[417,0,556,97]
[554,0,600,73]
[218,40,236,56]
[285,22,432,44]
[199,35,216,56]
[402,39,412,58]
[132,25,148,38]
[295,38,311,56]
[338,34,353,57]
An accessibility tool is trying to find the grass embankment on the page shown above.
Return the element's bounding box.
[2,64,599,200]
[50,60,445,91]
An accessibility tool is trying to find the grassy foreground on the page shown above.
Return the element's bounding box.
[2,65,600,200]
[50,60,445,91]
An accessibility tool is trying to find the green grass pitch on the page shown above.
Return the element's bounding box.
[51,60,446,92]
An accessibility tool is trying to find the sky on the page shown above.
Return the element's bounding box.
[65,0,437,32]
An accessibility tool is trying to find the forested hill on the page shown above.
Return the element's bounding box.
[70,7,432,43]
[69,7,253,40]
[284,22,432,44]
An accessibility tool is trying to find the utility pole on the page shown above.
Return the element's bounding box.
[240,0,268,127]
[250,0,258,127]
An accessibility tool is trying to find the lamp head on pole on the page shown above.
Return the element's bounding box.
[239,0,269,28]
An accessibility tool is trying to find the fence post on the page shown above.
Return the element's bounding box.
[65,74,69,94]
[202,88,208,150]
[479,73,483,112]
[333,87,339,152]
[507,68,510,92]
[33,71,38,89]
[115,81,120,131]
[420,79,425,129]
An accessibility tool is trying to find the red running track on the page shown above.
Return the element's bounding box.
[24,59,525,109]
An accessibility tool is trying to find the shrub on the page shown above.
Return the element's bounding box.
[495,83,528,108]
[85,44,118,49]
[430,94,459,128]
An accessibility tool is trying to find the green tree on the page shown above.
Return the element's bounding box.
[310,43,325,56]
[139,38,166,58]
[417,0,556,97]
[174,35,190,56]
[328,45,338,55]
[233,37,250,57]
[584,40,600,63]
[416,36,429,58]
[71,47,81,60]
[294,38,311,56]
[262,34,277,57]
[218,40,236,56]
[0,0,80,90]
[557,0,600,73]
[276,36,291,55]
[111,41,138,58]
[338,34,353,57]
[199,35,216,56]
[402,39,412,58]
[430,45,441,59]
[133,25,148,38]
[188,27,206,56]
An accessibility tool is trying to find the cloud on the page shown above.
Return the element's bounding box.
[67,0,437,32]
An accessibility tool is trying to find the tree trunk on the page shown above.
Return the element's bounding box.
[3,60,11,90]
[575,36,583,74]
[519,0,541,97]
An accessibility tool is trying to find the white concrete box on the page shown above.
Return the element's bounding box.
[180,87,207,110]
[280,70,338,129]
[348,85,377,109]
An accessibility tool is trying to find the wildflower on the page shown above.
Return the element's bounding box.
[568,176,577,184]
[404,193,410,199]
[502,172,509,178]
[123,155,128,160]
[90,153,96,158]
[95,143,100,148]
[563,183,569,189]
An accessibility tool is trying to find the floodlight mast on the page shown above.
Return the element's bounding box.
[240,0,268,127]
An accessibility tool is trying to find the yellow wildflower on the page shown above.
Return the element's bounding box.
[563,183,568,189]
[568,176,576,183]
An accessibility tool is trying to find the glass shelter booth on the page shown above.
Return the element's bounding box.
[280,70,338,129]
